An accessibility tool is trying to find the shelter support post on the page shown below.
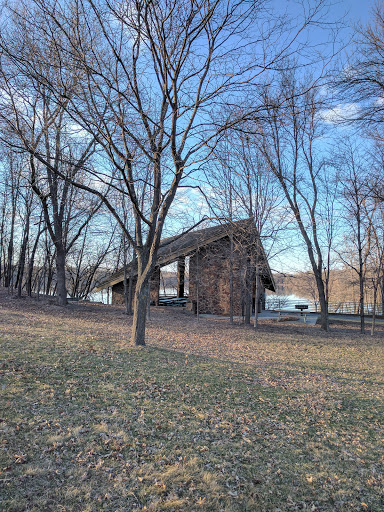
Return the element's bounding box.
[150,267,160,306]
[177,257,185,298]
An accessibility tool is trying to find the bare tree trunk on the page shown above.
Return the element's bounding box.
[244,258,252,325]
[127,262,135,315]
[0,197,6,286]
[71,225,88,299]
[314,273,328,331]
[45,242,55,296]
[17,207,30,298]
[37,270,43,300]
[5,215,15,288]
[123,264,129,312]
[131,277,150,346]
[380,280,384,316]
[46,264,53,296]
[56,245,67,306]
[254,262,260,329]
[196,249,200,322]
[359,277,365,333]
[357,206,365,334]
[371,281,377,336]
[123,236,130,314]
[229,230,234,325]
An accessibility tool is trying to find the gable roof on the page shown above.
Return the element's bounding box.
[95,219,275,291]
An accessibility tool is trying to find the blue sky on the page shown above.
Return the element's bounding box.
[284,0,373,26]
[273,0,374,58]
[336,0,373,25]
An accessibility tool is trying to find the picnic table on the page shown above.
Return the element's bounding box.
[274,305,310,322]
[158,296,188,307]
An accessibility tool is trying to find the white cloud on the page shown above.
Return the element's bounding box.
[374,96,384,106]
[319,103,360,124]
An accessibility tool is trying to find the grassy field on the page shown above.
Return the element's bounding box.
[0,292,383,511]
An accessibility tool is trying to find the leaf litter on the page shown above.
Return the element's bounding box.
[0,288,383,511]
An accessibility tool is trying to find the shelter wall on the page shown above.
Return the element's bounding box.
[112,267,160,306]
[188,237,264,316]
[112,281,126,305]
[111,232,268,316]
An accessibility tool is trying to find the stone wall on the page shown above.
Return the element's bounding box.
[112,267,160,306]
[112,281,126,305]
[188,236,264,316]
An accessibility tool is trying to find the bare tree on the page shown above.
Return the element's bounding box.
[26,211,46,297]
[66,219,118,300]
[0,48,101,304]
[254,73,338,331]
[337,143,379,333]
[14,183,34,297]
[364,196,384,334]
[202,139,238,324]
[225,132,287,327]
[0,152,23,289]
[204,131,285,326]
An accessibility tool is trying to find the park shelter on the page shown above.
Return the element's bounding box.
[96,219,275,316]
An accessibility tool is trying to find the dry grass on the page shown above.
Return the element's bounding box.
[0,289,383,511]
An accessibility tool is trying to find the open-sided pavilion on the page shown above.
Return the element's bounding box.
[96,219,275,316]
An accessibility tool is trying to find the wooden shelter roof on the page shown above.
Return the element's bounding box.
[95,219,275,292]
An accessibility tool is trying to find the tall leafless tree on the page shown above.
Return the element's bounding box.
[253,74,338,331]
[0,151,23,288]
[337,143,375,334]
[0,48,101,304]
[14,182,34,297]
[205,131,285,326]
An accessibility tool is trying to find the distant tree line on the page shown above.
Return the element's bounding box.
[0,148,123,301]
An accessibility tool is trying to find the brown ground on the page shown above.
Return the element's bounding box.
[1,287,383,363]
[1,288,383,511]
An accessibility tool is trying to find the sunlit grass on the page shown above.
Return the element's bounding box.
[0,296,383,511]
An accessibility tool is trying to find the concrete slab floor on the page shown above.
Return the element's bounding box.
[199,311,320,325]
